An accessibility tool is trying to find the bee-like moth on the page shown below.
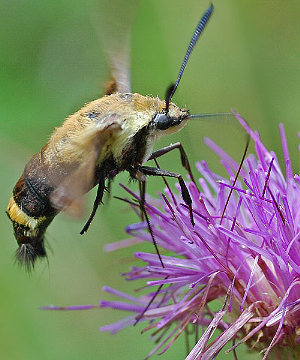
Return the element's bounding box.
[7,4,215,269]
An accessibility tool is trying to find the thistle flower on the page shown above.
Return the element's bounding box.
[45,113,300,359]
[99,113,300,359]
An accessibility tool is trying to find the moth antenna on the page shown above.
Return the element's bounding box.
[164,84,175,114]
[165,3,214,109]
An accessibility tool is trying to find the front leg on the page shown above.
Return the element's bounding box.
[132,165,195,226]
[128,166,165,268]
[148,142,198,191]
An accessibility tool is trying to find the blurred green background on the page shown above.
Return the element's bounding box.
[1,0,299,359]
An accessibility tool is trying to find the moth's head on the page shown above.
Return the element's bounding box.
[12,222,47,271]
[152,103,190,135]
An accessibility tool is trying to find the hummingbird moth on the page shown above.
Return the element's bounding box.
[7,4,215,270]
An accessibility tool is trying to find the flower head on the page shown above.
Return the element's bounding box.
[44,113,300,359]
[100,113,300,359]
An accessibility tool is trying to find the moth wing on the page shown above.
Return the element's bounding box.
[50,115,122,216]
[93,0,140,93]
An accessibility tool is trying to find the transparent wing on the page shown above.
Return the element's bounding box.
[50,115,122,216]
[92,0,140,93]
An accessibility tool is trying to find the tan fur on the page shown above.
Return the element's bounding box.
[42,93,187,168]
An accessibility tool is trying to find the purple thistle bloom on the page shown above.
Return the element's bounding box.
[100,113,300,359]
[43,113,300,359]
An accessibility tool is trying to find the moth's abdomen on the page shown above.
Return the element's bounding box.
[6,153,58,270]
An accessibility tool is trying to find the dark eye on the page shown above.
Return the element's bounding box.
[152,113,173,130]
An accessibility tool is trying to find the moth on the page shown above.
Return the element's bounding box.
[7,4,215,270]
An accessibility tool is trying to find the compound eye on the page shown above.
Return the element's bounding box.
[152,113,172,130]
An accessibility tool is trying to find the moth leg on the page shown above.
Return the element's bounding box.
[129,167,165,268]
[80,174,106,235]
[137,165,194,226]
[148,142,199,192]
